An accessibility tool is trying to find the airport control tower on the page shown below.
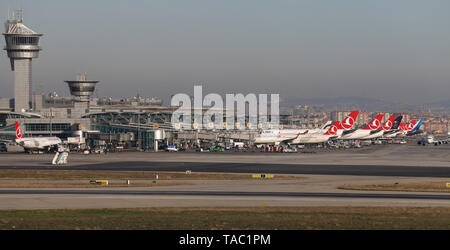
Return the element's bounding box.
[3,10,43,112]
[65,74,99,103]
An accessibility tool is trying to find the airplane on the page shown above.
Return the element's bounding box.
[292,110,360,138]
[253,129,306,145]
[417,134,448,146]
[276,120,334,137]
[384,119,417,138]
[253,111,359,145]
[337,111,360,131]
[270,111,360,145]
[15,121,62,153]
[283,121,340,144]
[338,114,385,140]
[360,115,402,140]
[406,118,424,136]
[424,134,439,144]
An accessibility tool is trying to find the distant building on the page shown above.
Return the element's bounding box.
[423,121,448,135]
[330,111,370,128]
[393,113,411,124]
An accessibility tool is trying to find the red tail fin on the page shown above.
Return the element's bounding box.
[406,120,417,131]
[324,121,340,135]
[381,115,396,131]
[340,111,360,130]
[15,121,24,139]
[399,123,406,131]
[363,114,384,130]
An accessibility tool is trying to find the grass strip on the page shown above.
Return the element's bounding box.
[1,207,450,230]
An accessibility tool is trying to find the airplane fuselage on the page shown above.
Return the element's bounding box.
[16,137,62,150]
[339,129,372,140]
[289,134,334,144]
[360,130,385,140]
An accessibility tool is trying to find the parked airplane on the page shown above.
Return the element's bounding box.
[360,115,402,140]
[253,111,359,145]
[253,129,305,145]
[339,114,385,140]
[384,119,417,138]
[277,120,334,137]
[15,121,62,153]
[283,121,340,144]
[406,118,424,136]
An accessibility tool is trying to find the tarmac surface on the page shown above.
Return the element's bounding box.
[0,143,449,209]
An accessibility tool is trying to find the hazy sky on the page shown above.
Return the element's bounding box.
[1,0,449,105]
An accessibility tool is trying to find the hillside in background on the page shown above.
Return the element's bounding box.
[282,96,439,113]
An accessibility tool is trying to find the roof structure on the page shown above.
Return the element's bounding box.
[4,9,40,35]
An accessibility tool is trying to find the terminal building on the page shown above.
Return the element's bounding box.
[1,10,293,151]
[0,11,179,151]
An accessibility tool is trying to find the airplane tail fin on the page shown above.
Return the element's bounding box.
[381,115,396,131]
[413,118,424,130]
[321,121,333,130]
[340,111,360,130]
[363,114,384,130]
[391,116,402,130]
[324,121,340,135]
[406,120,417,131]
[15,121,24,139]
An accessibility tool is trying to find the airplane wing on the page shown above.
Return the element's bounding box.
[280,131,307,144]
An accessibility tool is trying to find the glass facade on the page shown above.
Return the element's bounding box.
[93,124,155,150]
[69,86,96,92]
[25,123,70,131]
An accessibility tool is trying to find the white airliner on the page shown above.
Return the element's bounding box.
[15,121,62,153]
[384,120,417,138]
[253,129,305,145]
[283,111,360,145]
[253,111,360,145]
[268,121,334,139]
[360,115,399,140]
[284,121,340,144]
[339,114,385,140]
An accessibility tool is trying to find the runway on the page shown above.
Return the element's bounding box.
[2,143,450,178]
[1,189,450,200]
[1,185,449,209]
[1,144,450,209]
[2,161,450,178]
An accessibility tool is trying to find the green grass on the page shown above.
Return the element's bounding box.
[1,207,450,230]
